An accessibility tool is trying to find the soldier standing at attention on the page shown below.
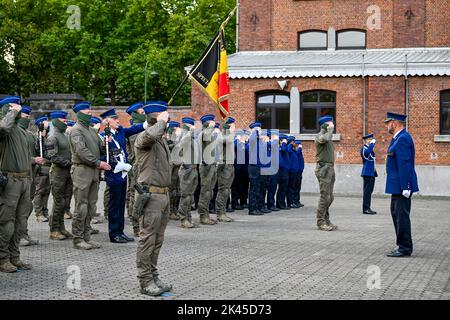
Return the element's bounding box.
[69,102,111,250]
[134,101,173,296]
[46,111,74,240]
[166,121,182,221]
[177,117,200,229]
[197,114,219,225]
[215,117,236,222]
[247,122,264,216]
[125,102,146,236]
[18,106,43,247]
[33,116,52,223]
[276,134,290,210]
[315,115,338,231]
[360,133,377,215]
[384,112,418,258]
[0,96,33,273]
[64,121,76,220]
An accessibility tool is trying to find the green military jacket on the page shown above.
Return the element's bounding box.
[315,126,335,164]
[68,121,103,167]
[46,127,72,168]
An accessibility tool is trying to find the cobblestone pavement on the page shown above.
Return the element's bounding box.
[1,191,449,300]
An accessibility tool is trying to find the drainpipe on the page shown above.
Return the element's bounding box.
[405,54,409,130]
[362,54,366,136]
[236,0,239,53]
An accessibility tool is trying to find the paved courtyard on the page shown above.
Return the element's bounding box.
[1,192,449,300]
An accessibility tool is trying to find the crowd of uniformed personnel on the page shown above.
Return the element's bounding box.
[0,95,419,296]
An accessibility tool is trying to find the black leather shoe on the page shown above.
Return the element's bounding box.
[242,204,248,209]
[298,203,305,208]
[111,236,128,243]
[363,210,377,215]
[234,205,243,210]
[249,210,264,216]
[386,250,411,257]
[289,204,300,208]
[279,206,290,210]
[226,208,234,213]
[121,234,135,242]
[268,207,280,212]
[260,208,271,214]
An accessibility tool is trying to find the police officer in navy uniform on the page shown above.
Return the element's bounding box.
[360,133,377,215]
[99,108,147,243]
[384,112,419,257]
[247,122,264,215]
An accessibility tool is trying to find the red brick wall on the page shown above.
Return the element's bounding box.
[238,0,449,51]
[190,76,450,166]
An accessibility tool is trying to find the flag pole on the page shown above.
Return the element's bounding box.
[167,6,238,106]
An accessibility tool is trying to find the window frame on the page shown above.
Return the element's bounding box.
[298,29,328,51]
[335,28,367,50]
[300,90,336,133]
[255,91,291,133]
[440,90,450,135]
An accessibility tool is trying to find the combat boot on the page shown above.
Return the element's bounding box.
[200,214,217,225]
[180,219,198,229]
[85,241,101,249]
[36,214,48,223]
[327,223,338,230]
[10,260,32,270]
[217,213,234,222]
[0,261,17,273]
[169,212,181,221]
[140,280,164,296]
[49,231,66,240]
[90,228,100,235]
[73,240,93,250]
[21,235,39,246]
[154,276,173,292]
[61,230,74,239]
[317,224,334,231]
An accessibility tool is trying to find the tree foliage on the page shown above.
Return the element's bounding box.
[0,0,236,105]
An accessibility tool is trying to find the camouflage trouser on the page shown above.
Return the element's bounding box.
[49,166,72,233]
[22,168,37,240]
[169,164,181,215]
[178,165,198,221]
[215,164,234,214]
[197,164,217,216]
[103,184,110,218]
[0,176,31,263]
[315,163,335,227]
[33,166,51,217]
[136,192,170,289]
[71,165,100,244]
[126,171,139,234]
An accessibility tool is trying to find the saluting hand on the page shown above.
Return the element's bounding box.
[9,103,22,112]
[157,111,169,123]
[370,139,376,144]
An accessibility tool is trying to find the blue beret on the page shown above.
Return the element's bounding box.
[295,140,302,144]
[73,102,91,113]
[67,121,76,127]
[0,96,21,106]
[226,117,235,124]
[50,111,68,120]
[249,122,262,129]
[90,117,101,125]
[214,123,220,129]
[126,102,144,115]
[99,108,118,119]
[362,133,374,139]
[168,121,180,128]
[143,101,168,114]
[279,134,288,140]
[21,106,32,115]
[287,136,295,142]
[182,117,195,126]
[384,112,407,123]
[200,114,215,123]
[318,115,334,126]
[35,116,48,126]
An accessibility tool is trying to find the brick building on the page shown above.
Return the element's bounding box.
[189,0,450,196]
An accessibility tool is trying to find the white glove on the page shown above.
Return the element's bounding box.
[113,161,127,174]
[370,139,376,144]
[123,163,132,172]
[143,120,149,129]
[402,190,411,198]
[327,123,334,130]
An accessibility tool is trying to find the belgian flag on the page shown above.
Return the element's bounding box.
[189,29,230,120]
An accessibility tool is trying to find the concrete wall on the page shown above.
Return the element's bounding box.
[300,164,450,197]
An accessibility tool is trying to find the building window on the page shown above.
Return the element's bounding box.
[300,90,336,133]
[298,30,327,50]
[256,92,290,132]
[336,29,366,50]
[441,90,450,135]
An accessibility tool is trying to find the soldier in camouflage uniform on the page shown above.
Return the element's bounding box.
[177,117,200,229]
[215,117,236,222]
[197,114,219,225]
[315,115,338,231]
[0,97,33,273]
[46,111,74,240]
